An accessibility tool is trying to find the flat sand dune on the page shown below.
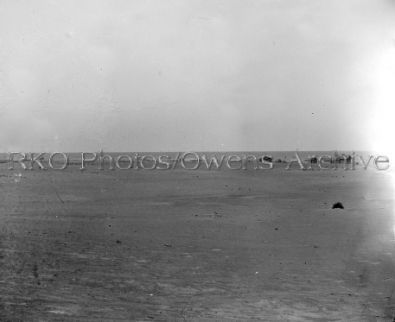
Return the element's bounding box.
[0,167,394,321]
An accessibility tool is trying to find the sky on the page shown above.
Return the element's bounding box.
[0,0,394,153]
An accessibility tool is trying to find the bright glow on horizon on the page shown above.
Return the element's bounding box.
[370,48,395,159]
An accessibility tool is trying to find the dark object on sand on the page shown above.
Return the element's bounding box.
[309,156,318,164]
[259,155,273,163]
[332,202,344,209]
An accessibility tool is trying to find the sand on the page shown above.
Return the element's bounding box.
[0,165,394,321]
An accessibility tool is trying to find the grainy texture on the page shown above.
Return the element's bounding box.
[0,167,394,321]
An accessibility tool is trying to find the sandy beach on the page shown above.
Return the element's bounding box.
[1,0,394,319]
[0,164,394,321]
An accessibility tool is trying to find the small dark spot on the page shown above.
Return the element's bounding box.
[274,227,279,231]
[116,240,122,244]
[33,263,39,279]
[108,225,112,227]
[313,245,319,249]
[332,202,344,209]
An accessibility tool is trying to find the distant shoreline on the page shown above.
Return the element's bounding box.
[1,151,390,171]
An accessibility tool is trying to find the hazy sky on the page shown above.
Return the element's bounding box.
[1,0,394,152]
